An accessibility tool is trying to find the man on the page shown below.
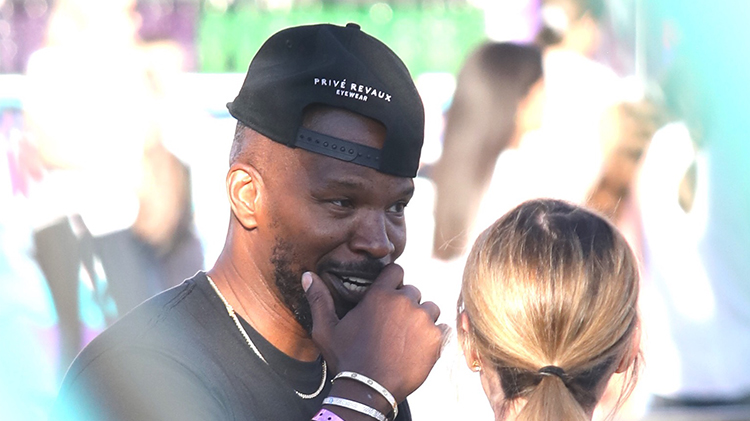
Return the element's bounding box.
[51,23,447,421]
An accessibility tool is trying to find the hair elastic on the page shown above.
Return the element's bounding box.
[537,365,567,381]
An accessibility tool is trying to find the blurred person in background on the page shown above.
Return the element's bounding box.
[538,0,661,225]
[512,0,661,233]
[458,199,641,421]
[22,0,201,379]
[526,0,624,207]
[431,42,545,261]
[431,0,631,263]
[619,2,750,418]
[470,0,655,244]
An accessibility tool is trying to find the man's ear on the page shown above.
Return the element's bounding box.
[227,163,263,230]
[616,320,641,373]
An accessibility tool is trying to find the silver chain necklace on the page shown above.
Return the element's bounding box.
[206,275,327,399]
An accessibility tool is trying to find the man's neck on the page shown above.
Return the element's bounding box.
[208,256,320,362]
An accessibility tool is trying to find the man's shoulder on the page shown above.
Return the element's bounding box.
[70,272,218,366]
[51,272,236,420]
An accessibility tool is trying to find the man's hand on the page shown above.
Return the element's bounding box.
[303,264,449,404]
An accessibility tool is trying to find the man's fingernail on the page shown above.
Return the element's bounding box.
[302,272,313,292]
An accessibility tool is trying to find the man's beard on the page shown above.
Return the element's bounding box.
[270,239,387,334]
[270,240,314,333]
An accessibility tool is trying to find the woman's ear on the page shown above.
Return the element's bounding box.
[226,163,263,230]
[616,321,641,373]
[460,312,482,372]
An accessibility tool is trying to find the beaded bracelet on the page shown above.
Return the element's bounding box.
[312,408,346,421]
[323,396,387,421]
[332,371,398,419]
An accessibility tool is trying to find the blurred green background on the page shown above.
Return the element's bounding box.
[197,3,485,76]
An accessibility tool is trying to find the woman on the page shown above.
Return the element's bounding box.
[431,42,545,260]
[458,199,640,420]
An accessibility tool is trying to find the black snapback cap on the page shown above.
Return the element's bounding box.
[227,23,425,178]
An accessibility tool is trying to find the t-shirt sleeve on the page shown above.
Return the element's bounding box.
[50,346,237,421]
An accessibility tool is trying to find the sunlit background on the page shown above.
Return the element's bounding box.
[1,0,749,420]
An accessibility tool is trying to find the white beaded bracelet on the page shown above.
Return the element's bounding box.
[323,396,387,421]
[332,371,398,419]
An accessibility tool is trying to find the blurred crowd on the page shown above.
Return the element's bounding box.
[1,0,749,420]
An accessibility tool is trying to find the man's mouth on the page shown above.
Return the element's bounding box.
[324,271,378,303]
[340,275,374,294]
[317,259,385,308]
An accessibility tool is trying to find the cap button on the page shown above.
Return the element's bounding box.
[346,22,361,30]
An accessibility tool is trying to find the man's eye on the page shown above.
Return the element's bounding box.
[330,199,353,208]
[388,202,407,213]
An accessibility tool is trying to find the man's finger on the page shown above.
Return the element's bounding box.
[420,300,440,322]
[302,272,338,341]
[369,263,404,290]
[400,285,422,303]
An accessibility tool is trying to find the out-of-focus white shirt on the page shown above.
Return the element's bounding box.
[637,122,750,399]
[24,45,154,236]
[472,49,623,241]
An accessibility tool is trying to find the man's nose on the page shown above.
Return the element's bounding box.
[350,210,395,259]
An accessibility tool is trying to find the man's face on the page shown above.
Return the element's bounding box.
[259,107,414,331]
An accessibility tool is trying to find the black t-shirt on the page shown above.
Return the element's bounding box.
[50,272,412,421]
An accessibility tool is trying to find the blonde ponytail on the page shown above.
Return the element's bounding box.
[516,376,589,421]
[459,199,640,420]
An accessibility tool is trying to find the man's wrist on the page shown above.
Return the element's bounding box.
[324,379,394,420]
[322,397,387,421]
[333,371,397,418]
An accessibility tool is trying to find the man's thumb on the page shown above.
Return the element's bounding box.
[302,272,338,339]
